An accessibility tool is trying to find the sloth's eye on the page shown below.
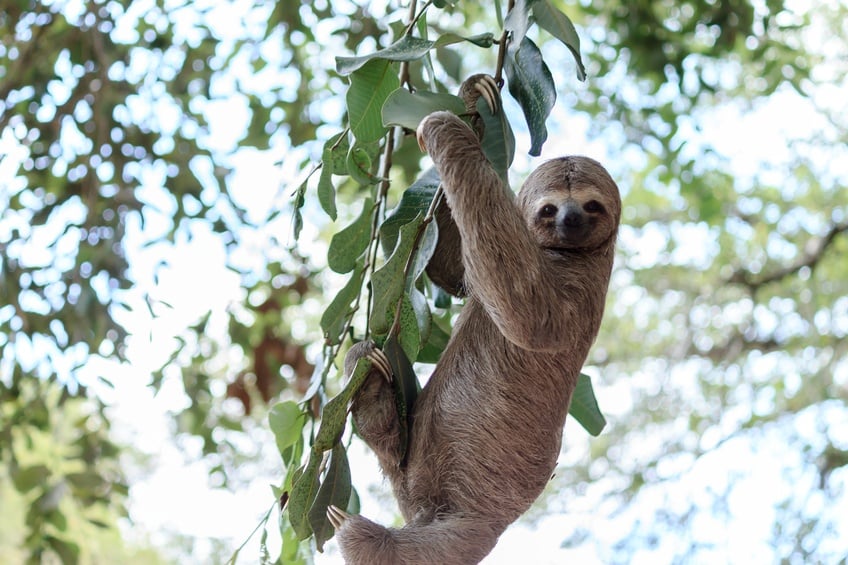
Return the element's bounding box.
[583,200,605,214]
[539,204,557,218]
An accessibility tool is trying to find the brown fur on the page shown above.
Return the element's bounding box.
[335,76,621,564]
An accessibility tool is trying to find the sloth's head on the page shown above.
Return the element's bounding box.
[517,156,621,253]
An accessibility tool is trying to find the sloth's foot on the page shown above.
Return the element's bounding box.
[327,504,351,530]
[470,74,500,115]
[365,348,392,384]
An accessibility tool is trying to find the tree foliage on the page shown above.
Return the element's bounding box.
[1,0,846,563]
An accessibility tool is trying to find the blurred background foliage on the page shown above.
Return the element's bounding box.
[1,0,846,563]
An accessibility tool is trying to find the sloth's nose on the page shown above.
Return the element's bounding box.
[558,202,584,227]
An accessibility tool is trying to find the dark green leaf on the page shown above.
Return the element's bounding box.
[382,89,465,131]
[308,444,352,551]
[477,96,516,179]
[313,355,376,452]
[381,168,440,256]
[288,452,321,539]
[568,373,607,436]
[417,317,451,363]
[433,32,496,49]
[532,1,586,80]
[504,36,556,156]
[382,334,419,462]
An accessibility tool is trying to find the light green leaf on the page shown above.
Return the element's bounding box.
[433,32,496,49]
[504,36,556,156]
[318,159,337,221]
[269,401,306,454]
[568,373,607,436]
[347,59,400,143]
[328,197,374,274]
[532,1,586,80]
[346,144,380,185]
[382,89,465,130]
[504,0,536,52]
[336,36,434,76]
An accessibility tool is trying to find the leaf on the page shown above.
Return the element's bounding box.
[312,355,376,452]
[328,197,374,274]
[504,0,536,52]
[347,59,400,143]
[433,32,496,49]
[317,160,337,221]
[417,317,451,364]
[383,334,420,462]
[308,444,352,552]
[407,288,432,357]
[346,144,380,185]
[292,176,308,240]
[336,36,435,76]
[477,96,516,180]
[381,168,440,256]
[396,293,421,362]
[320,266,365,345]
[568,373,607,436]
[504,36,556,156]
[268,401,306,454]
[532,1,586,80]
[370,213,424,336]
[382,89,465,131]
[288,453,321,539]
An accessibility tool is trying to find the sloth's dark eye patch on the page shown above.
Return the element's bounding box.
[583,200,605,214]
[539,204,557,218]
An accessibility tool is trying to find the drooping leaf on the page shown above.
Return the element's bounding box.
[346,144,381,185]
[312,355,375,452]
[336,36,435,76]
[382,334,419,462]
[382,89,465,131]
[318,161,337,221]
[320,266,365,345]
[328,197,374,274]
[477,96,516,180]
[308,443,352,551]
[347,59,400,143]
[504,36,556,156]
[288,453,321,539]
[568,373,607,436]
[532,1,586,80]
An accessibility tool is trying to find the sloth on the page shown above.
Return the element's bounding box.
[328,75,621,564]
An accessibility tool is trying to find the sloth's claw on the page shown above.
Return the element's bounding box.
[327,504,351,529]
[367,349,393,383]
[474,75,500,115]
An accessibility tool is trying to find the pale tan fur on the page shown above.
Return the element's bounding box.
[335,76,621,564]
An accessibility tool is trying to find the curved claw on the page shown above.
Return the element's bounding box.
[327,504,351,530]
[474,75,500,115]
[367,349,393,384]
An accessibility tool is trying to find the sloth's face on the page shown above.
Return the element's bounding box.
[518,157,621,252]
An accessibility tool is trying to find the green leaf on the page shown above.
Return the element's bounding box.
[320,266,365,345]
[312,355,376,452]
[381,168,440,256]
[382,89,465,131]
[317,161,337,221]
[433,32,496,49]
[396,293,421,362]
[346,144,381,185]
[269,401,306,454]
[347,59,400,143]
[288,453,321,539]
[382,334,419,461]
[568,373,607,436]
[328,197,374,274]
[292,176,308,240]
[417,317,451,363]
[308,444,352,552]
[504,36,556,156]
[336,36,435,75]
[370,213,425,336]
[477,96,516,180]
[532,1,586,80]
[407,288,432,357]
